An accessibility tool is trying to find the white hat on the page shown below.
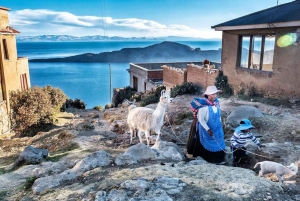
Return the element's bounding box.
[203,86,222,95]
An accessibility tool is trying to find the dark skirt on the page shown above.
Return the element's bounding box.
[186,118,225,164]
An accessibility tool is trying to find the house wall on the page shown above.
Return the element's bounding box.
[0,7,30,134]
[221,27,300,98]
[129,64,162,92]
[162,65,186,90]
[186,65,218,92]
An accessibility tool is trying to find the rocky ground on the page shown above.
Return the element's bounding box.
[0,94,300,201]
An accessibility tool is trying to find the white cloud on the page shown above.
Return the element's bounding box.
[9,9,220,38]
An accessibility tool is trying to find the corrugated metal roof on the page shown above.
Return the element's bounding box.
[0,26,20,34]
[212,0,300,28]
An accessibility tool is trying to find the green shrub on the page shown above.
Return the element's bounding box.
[215,71,233,97]
[139,86,166,106]
[111,86,135,107]
[93,106,103,111]
[170,82,198,98]
[9,86,68,136]
[23,176,38,190]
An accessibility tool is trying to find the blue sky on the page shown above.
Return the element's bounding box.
[1,0,294,39]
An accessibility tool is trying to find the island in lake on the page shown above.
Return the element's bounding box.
[30,41,222,63]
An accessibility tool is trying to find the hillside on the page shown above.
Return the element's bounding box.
[0,95,300,200]
[29,41,222,63]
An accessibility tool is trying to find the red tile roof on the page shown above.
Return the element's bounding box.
[0,26,20,34]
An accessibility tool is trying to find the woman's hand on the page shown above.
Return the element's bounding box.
[207,129,213,136]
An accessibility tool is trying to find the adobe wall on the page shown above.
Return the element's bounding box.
[0,7,9,28]
[186,64,218,92]
[221,28,300,99]
[162,65,186,90]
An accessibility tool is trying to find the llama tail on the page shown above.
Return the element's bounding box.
[254,162,261,169]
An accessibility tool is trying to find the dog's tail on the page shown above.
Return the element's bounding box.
[254,162,261,169]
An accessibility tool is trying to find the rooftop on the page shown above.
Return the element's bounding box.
[212,0,300,30]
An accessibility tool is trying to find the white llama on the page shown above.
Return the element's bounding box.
[127,89,172,146]
[254,161,299,189]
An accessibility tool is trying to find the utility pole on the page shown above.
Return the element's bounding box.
[109,64,112,101]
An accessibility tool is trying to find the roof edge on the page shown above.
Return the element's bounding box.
[214,20,300,31]
[0,6,11,11]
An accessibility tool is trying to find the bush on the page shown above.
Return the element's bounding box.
[215,71,233,97]
[170,82,198,98]
[9,86,68,136]
[139,86,166,106]
[24,176,38,190]
[64,98,86,109]
[93,106,103,111]
[111,86,135,107]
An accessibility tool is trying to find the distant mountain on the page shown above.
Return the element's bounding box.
[16,35,219,42]
[30,41,221,63]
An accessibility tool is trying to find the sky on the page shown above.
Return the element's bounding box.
[1,0,295,39]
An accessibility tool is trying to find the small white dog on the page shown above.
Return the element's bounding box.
[254,161,298,189]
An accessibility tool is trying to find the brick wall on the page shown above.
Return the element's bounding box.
[162,66,187,90]
[148,71,163,79]
[186,65,218,91]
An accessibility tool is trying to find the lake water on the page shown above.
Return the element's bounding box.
[17,40,221,108]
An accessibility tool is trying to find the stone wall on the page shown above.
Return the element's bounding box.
[186,64,218,91]
[162,65,186,90]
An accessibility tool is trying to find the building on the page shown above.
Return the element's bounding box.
[0,6,30,134]
[212,0,300,99]
[128,61,221,92]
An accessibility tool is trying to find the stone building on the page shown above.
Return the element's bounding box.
[0,6,30,134]
[212,0,300,99]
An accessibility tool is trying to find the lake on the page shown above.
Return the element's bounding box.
[17,40,221,108]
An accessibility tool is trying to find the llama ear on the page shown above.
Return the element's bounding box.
[161,89,165,96]
[133,99,136,104]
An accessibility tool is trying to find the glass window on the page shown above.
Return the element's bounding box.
[239,35,274,72]
[262,36,275,72]
[240,37,250,68]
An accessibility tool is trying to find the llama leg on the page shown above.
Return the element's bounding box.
[145,130,150,147]
[138,130,143,144]
[277,174,284,190]
[155,131,161,145]
[129,128,133,144]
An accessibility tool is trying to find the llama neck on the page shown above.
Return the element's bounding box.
[153,102,167,119]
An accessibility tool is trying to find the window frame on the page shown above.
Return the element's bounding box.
[20,73,28,91]
[237,34,274,72]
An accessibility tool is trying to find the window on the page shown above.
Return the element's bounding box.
[20,73,28,91]
[238,35,275,72]
[2,39,9,60]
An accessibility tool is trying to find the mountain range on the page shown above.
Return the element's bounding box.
[30,41,222,63]
[16,35,216,42]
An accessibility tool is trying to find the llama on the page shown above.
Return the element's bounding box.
[254,161,299,189]
[127,89,172,146]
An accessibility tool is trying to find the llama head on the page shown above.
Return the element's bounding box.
[287,162,298,174]
[160,89,173,104]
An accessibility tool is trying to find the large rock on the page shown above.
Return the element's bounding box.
[151,140,187,161]
[10,146,48,169]
[226,105,264,127]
